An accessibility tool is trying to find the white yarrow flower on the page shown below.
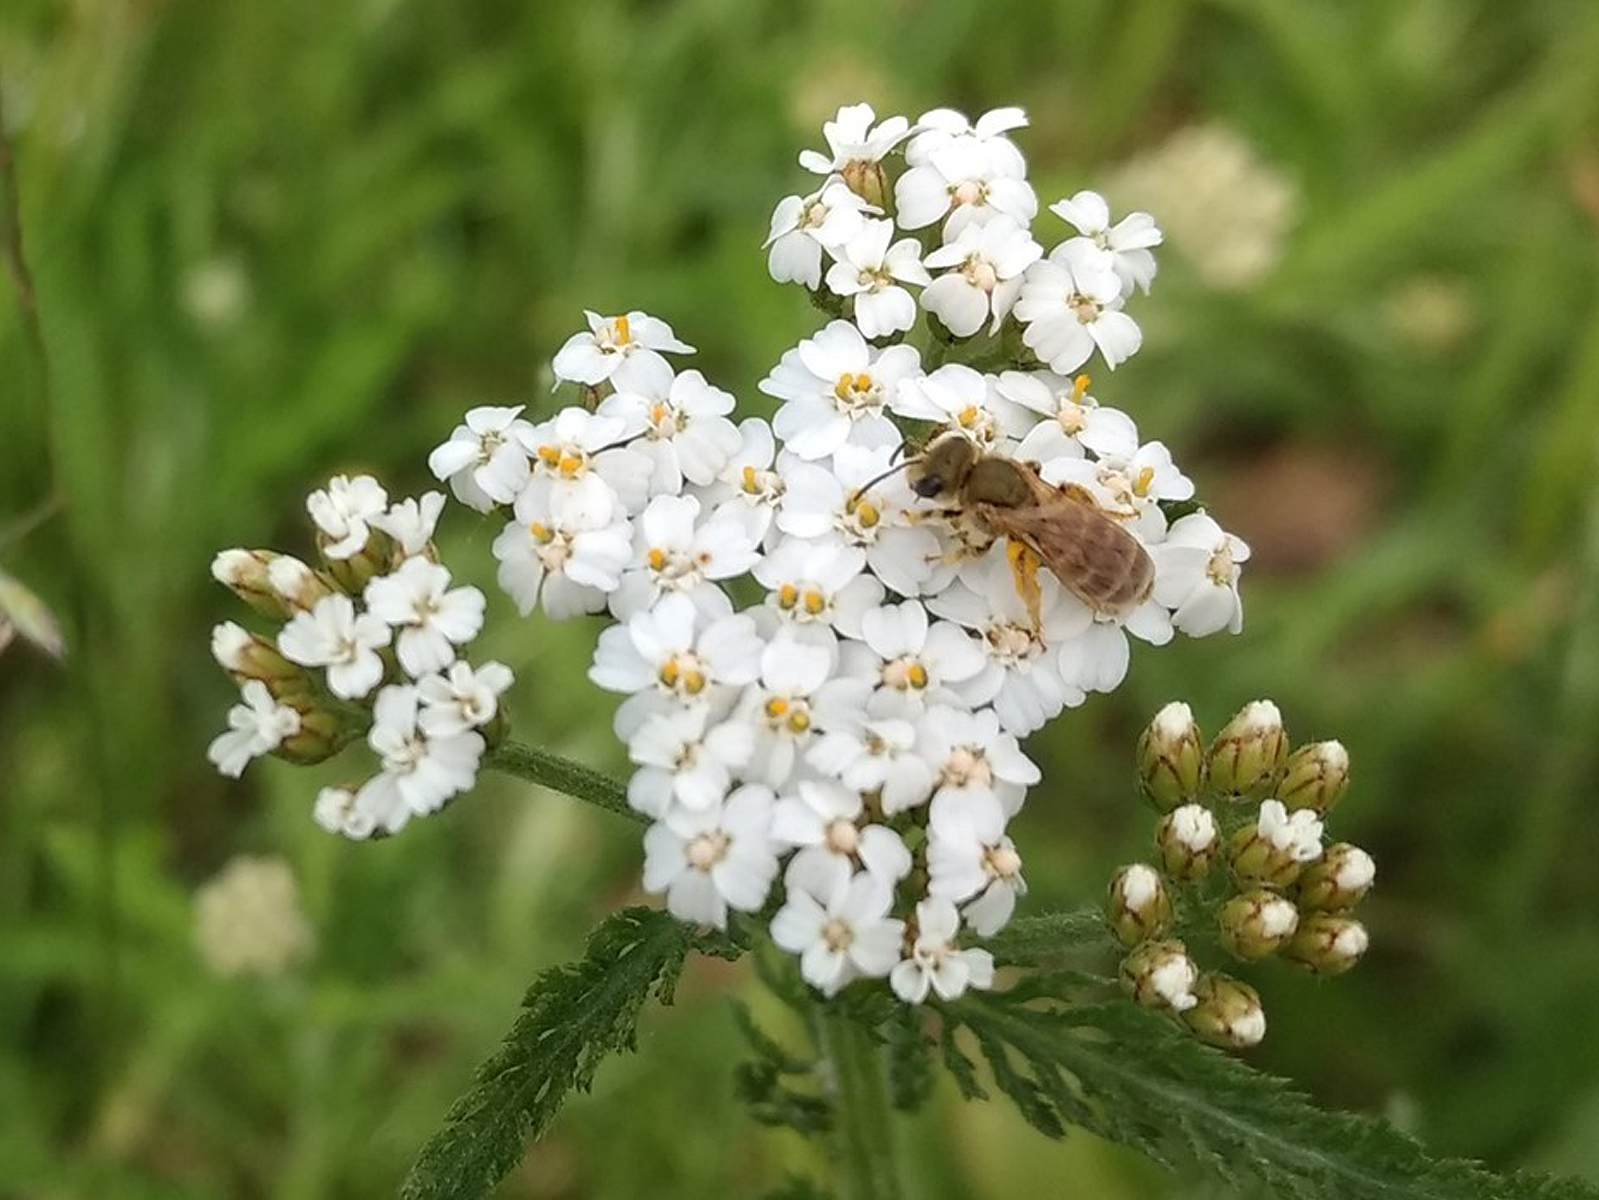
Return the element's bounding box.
[920,216,1041,337]
[765,182,877,290]
[1256,798,1324,863]
[824,219,932,339]
[769,870,905,997]
[417,660,515,737]
[889,898,995,1004]
[306,475,388,559]
[552,310,695,393]
[1049,190,1162,297]
[364,557,486,678]
[642,784,779,928]
[276,593,392,699]
[426,406,536,512]
[207,680,300,778]
[798,102,909,176]
[1015,241,1142,373]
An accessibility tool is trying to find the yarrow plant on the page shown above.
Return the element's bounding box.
[204,103,1578,1200]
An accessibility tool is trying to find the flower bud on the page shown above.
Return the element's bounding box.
[265,555,335,613]
[320,530,393,596]
[274,693,358,766]
[1137,701,1206,811]
[1105,863,1172,947]
[1282,913,1369,976]
[1208,700,1288,799]
[841,158,888,210]
[1217,888,1300,960]
[212,549,293,620]
[1183,974,1266,1049]
[1278,740,1350,814]
[1155,803,1220,881]
[1294,843,1375,912]
[211,621,313,696]
[1119,939,1198,1013]
[1230,799,1323,889]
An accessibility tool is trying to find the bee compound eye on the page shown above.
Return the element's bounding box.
[911,474,944,498]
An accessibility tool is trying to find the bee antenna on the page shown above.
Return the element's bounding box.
[849,458,915,507]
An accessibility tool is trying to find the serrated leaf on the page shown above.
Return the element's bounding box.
[950,994,1599,1200]
[938,1019,987,1102]
[400,908,691,1200]
[979,907,1117,967]
[885,1006,935,1113]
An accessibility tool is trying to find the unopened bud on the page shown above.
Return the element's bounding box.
[211,621,313,695]
[1119,938,1198,1013]
[1218,888,1300,960]
[1230,799,1323,888]
[213,549,292,620]
[320,531,393,596]
[841,158,888,210]
[1208,700,1288,799]
[1294,843,1375,912]
[1137,701,1206,811]
[265,555,335,613]
[1183,973,1266,1049]
[1156,803,1220,880]
[1279,740,1350,814]
[1106,863,1172,947]
[1282,913,1368,976]
[274,693,359,766]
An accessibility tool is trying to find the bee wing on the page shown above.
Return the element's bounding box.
[976,499,1154,617]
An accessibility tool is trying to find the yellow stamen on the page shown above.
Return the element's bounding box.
[957,404,980,428]
[765,696,790,718]
[557,453,583,477]
[1133,465,1155,498]
[529,521,553,543]
[802,589,826,615]
[682,670,706,695]
[777,583,799,610]
[537,445,561,466]
[741,465,760,493]
[613,314,632,345]
[855,501,880,528]
[1072,374,1091,404]
[787,710,811,734]
[648,548,667,570]
[906,663,929,689]
[659,660,681,687]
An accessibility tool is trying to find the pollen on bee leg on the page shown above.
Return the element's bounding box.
[1006,539,1044,630]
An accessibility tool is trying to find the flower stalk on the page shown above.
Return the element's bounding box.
[817,1006,903,1200]
[484,739,646,825]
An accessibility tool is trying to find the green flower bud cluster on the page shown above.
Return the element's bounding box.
[1112,700,1376,1049]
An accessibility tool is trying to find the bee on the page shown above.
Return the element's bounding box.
[899,432,1155,627]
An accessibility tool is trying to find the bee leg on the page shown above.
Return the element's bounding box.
[1006,539,1044,630]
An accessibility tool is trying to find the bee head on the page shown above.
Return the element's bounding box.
[909,433,979,498]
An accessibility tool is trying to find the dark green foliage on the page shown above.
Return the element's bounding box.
[400,908,691,1200]
[884,1006,935,1113]
[759,1177,834,1200]
[730,1000,832,1135]
[945,993,1599,1200]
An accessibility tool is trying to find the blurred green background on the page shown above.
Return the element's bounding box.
[4,0,1599,1195]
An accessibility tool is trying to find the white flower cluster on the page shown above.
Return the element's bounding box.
[416,102,1252,1005]
[207,475,511,839]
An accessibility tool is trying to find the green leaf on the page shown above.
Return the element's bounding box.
[884,1006,935,1114]
[400,907,692,1200]
[979,906,1118,967]
[948,995,1599,1200]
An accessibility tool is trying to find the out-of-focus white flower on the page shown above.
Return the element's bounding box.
[766,182,877,290]
[921,217,1041,336]
[207,680,300,778]
[769,869,905,996]
[427,407,536,512]
[364,558,486,678]
[1015,241,1142,374]
[552,310,695,393]
[307,475,388,559]
[889,898,994,1003]
[797,102,909,176]
[1108,124,1296,290]
[194,855,314,977]
[1150,512,1250,636]
[642,784,779,928]
[1049,190,1162,298]
[313,785,376,840]
[277,593,391,699]
[825,219,932,339]
[760,320,920,461]
[417,660,514,737]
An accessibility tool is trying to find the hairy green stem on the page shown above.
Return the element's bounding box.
[483,738,645,825]
[817,1007,902,1200]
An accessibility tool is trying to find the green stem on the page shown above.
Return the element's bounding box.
[484,738,645,826]
[816,1006,902,1200]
